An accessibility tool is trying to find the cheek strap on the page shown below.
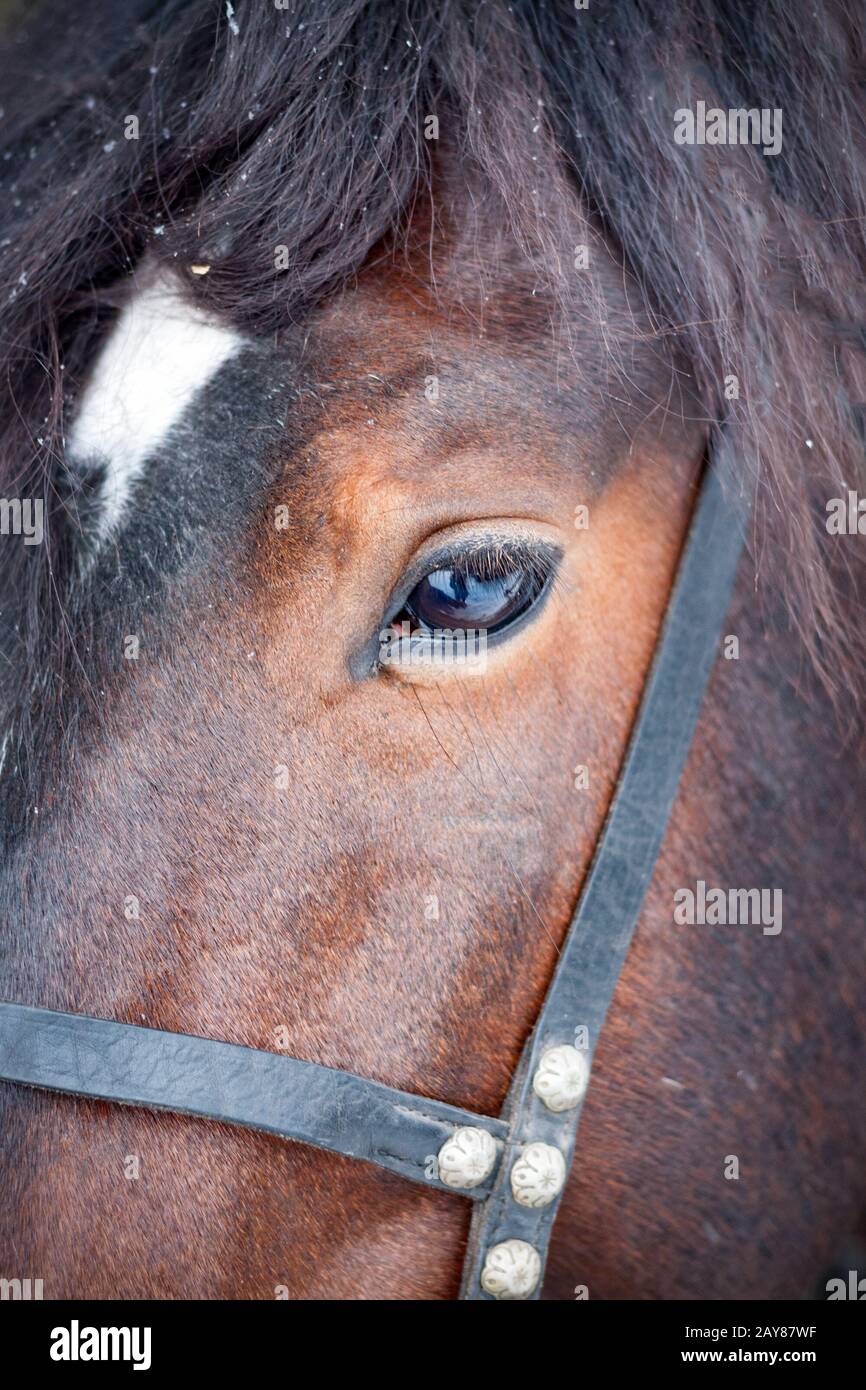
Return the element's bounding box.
[0,433,749,1300]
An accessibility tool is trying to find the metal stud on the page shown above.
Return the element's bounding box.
[532,1043,589,1113]
[480,1239,542,1300]
[437,1125,497,1189]
[510,1141,566,1208]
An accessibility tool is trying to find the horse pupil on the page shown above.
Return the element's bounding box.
[408,565,531,632]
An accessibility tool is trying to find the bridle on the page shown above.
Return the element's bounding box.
[0,435,748,1300]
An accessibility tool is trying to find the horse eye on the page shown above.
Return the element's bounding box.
[394,547,551,638]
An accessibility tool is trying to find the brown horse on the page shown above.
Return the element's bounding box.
[1,0,865,1299]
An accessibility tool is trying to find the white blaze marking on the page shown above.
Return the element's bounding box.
[68,268,244,538]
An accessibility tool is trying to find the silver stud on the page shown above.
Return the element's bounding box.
[437,1126,497,1189]
[510,1141,567,1208]
[532,1043,589,1113]
[480,1239,542,1300]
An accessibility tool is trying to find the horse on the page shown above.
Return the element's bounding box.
[0,0,864,1300]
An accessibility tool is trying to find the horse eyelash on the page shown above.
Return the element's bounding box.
[419,536,560,588]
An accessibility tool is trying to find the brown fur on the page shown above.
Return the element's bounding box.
[2,210,865,1299]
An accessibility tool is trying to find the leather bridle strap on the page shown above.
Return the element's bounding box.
[0,436,748,1299]
[0,1002,506,1198]
[459,436,749,1298]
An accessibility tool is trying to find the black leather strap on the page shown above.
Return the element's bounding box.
[0,439,748,1298]
[459,442,749,1297]
[0,1002,506,1198]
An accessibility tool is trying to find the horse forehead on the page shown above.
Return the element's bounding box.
[68,268,245,538]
